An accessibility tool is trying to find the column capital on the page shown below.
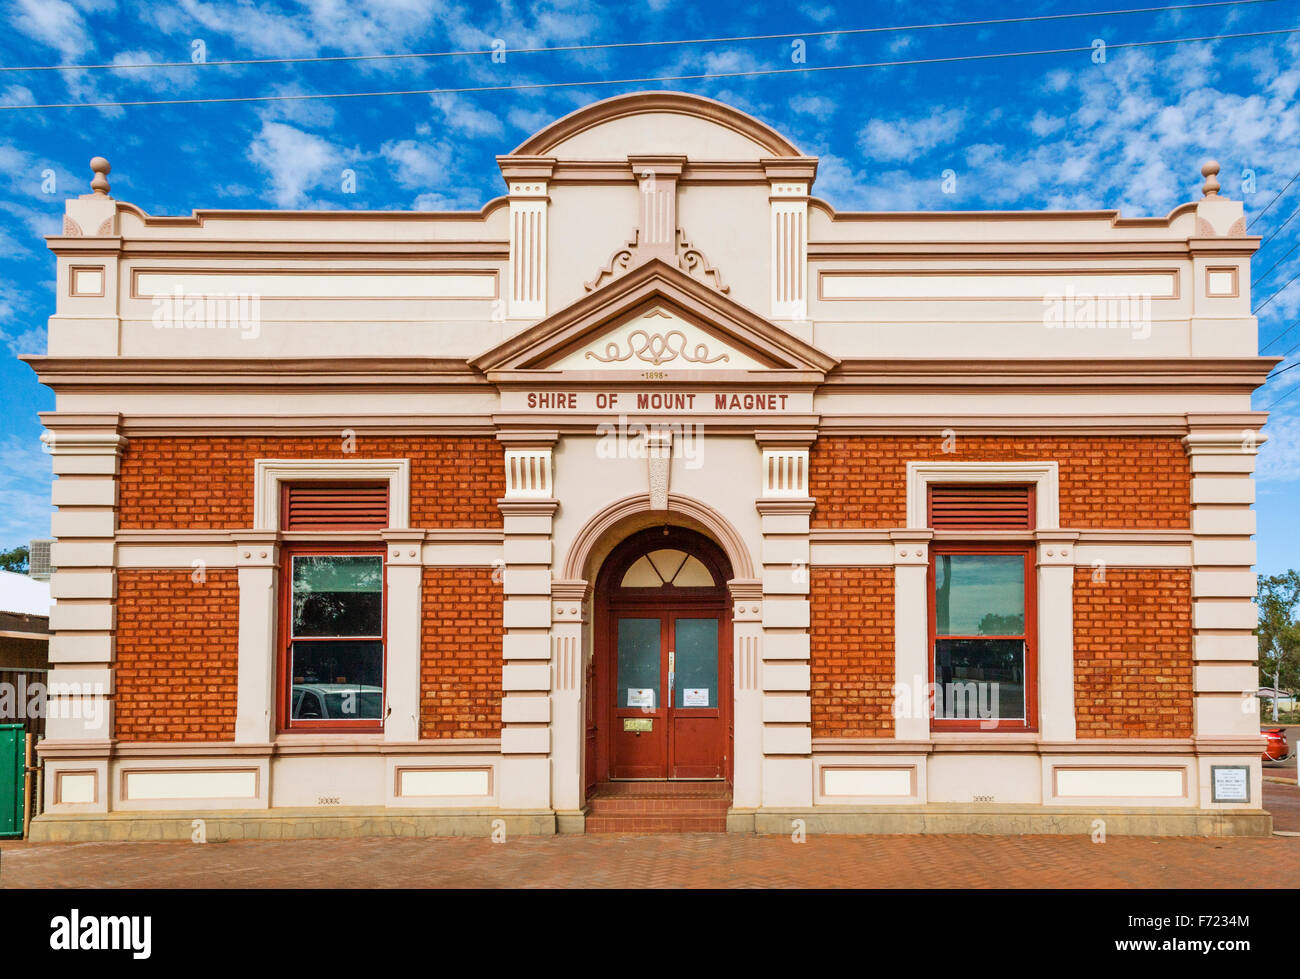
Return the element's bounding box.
[761,157,818,186]
[754,428,818,449]
[382,530,425,566]
[1182,430,1265,456]
[627,154,686,178]
[41,430,127,457]
[497,154,555,186]
[498,499,559,517]
[550,579,590,603]
[233,534,280,568]
[496,429,559,449]
[890,529,933,566]
[755,499,815,516]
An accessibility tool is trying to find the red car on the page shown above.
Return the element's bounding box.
[1263,727,1292,763]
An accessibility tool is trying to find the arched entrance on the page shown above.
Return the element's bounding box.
[589,526,733,786]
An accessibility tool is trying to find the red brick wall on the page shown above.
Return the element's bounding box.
[810,567,895,738]
[118,436,504,530]
[115,570,239,741]
[1073,568,1193,738]
[808,436,1190,529]
[420,569,503,738]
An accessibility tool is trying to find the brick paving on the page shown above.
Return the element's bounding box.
[3,831,1296,889]
[1,788,1297,889]
[1263,779,1300,832]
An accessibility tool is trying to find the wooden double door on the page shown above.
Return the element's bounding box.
[609,609,726,779]
[588,528,733,785]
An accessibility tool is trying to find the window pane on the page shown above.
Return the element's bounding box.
[934,554,1024,636]
[617,618,660,709]
[933,638,1025,723]
[674,618,718,708]
[293,555,383,637]
[290,639,383,720]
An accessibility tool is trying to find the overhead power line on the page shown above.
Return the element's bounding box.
[1248,164,1300,228]
[0,1,1275,73]
[1263,375,1300,410]
[1253,239,1300,287]
[1254,267,1300,314]
[1266,359,1300,382]
[1262,315,1300,353]
[1,26,1297,111]
[1259,200,1300,248]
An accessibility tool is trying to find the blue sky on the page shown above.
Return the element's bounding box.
[0,0,1296,572]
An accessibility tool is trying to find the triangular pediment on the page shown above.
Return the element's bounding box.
[472,259,838,378]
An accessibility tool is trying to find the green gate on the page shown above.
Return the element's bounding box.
[0,724,23,838]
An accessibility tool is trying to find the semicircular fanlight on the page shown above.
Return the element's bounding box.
[620,548,715,588]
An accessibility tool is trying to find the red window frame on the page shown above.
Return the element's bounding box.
[927,541,1037,732]
[277,540,388,734]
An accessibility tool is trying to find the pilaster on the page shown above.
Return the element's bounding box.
[550,579,588,814]
[42,417,123,752]
[890,530,932,741]
[1183,429,1263,738]
[382,530,425,742]
[765,162,813,323]
[754,429,815,807]
[40,415,123,813]
[729,579,764,808]
[497,430,558,809]
[501,158,552,321]
[1036,531,1080,741]
[233,534,279,744]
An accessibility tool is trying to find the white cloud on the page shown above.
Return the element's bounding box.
[1259,412,1300,482]
[247,122,348,207]
[430,93,504,139]
[1028,111,1065,138]
[0,434,54,547]
[799,4,834,24]
[789,94,836,118]
[8,0,97,61]
[507,105,555,135]
[859,108,966,163]
[380,138,452,189]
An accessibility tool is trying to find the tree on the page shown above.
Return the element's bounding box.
[1256,571,1300,722]
[0,545,28,573]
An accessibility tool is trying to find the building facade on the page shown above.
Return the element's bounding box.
[26,92,1274,839]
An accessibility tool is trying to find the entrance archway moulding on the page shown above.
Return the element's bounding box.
[558,491,757,584]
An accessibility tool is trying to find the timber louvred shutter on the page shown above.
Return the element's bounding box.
[927,484,1034,531]
[283,484,389,531]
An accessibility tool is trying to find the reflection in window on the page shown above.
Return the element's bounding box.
[933,552,1028,725]
[289,554,384,723]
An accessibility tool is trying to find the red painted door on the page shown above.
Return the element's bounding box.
[609,611,725,779]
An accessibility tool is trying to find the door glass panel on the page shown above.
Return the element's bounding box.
[617,618,660,709]
[674,618,718,709]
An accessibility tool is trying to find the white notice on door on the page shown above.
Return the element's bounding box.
[683,688,709,707]
[626,688,654,708]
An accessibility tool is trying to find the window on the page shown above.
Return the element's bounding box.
[927,485,1036,731]
[619,548,716,588]
[278,483,388,732]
